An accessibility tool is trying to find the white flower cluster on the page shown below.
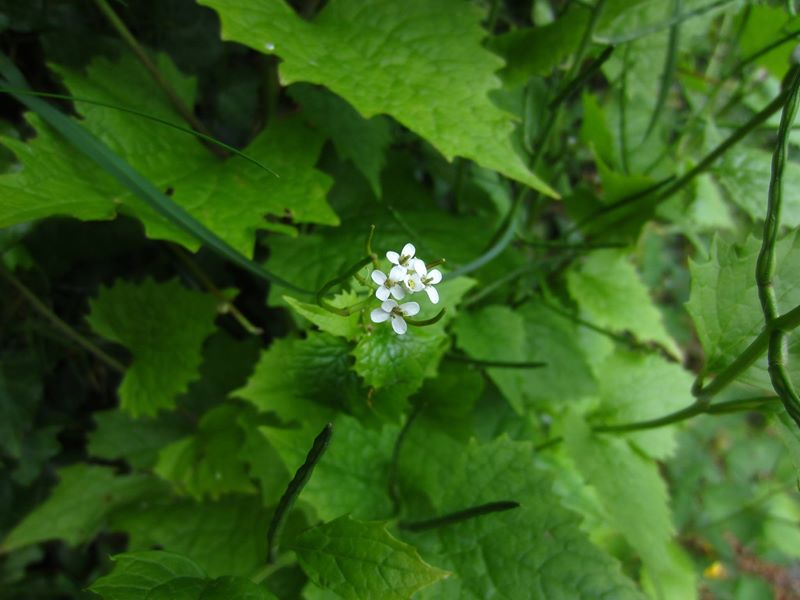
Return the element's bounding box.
[369,243,442,335]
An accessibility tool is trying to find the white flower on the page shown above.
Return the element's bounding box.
[386,243,418,270]
[370,299,420,335]
[411,262,443,304]
[371,267,406,301]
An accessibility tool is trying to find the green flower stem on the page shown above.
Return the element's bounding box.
[757,65,800,426]
[693,302,800,402]
[444,354,546,369]
[169,245,263,335]
[266,423,332,564]
[316,256,373,315]
[0,264,126,373]
[92,0,224,157]
[365,224,379,268]
[398,501,520,532]
[534,396,781,452]
[406,308,446,327]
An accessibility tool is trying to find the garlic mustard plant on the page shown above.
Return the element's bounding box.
[369,242,442,333]
[370,299,420,335]
[386,242,418,270]
[370,266,406,301]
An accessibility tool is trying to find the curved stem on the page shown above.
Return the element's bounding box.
[534,396,781,451]
[0,265,126,373]
[406,308,446,327]
[758,65,800,427]
[446,196,521,278]
[693,302,800,402]
[266,423,332,564]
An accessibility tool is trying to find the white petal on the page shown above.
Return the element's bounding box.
[401,243,416,258]
[389,265,407,282]
[404,274,423,293]
[426,269,442,284]
[400,301,420,316]
[371,308,390,323]
[371,269,387,285]
[376,286,390,301]
[425,286,440,304]
[390,284,406,300]
[391,314,408,334]
[386,251,400,264]
[412,258,427,276]
[381,299,398,312]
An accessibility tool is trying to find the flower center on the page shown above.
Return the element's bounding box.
[407,279,417,289]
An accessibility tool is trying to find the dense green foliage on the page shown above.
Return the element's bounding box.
[2,0,800,598]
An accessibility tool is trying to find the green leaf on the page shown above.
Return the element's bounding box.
[397,429,645,599]
[714,146,800,228]
[488,7,588,85]
[90,551,205,600]
[154,404,257,500]
[289,83,392,197]
[88,409,190,469]
[453,305,527,413]
[589,350,694,459]
[454,302,596,413]
[0,54,336,255]
[198,0,555,197]
[353,325,448,400]
[685,233,800,392]
[89,551,277,600]
[2,465,161,552]
[581,92,616,167]
[563,413,696,599]
[263,415,397,521]
[234,333,356,423]
[566,249,681,358]
[291,515,448,600]
[86,278,218,416]
[737,5,800,79]
[284,293,363,340]
[111,496,271,578]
